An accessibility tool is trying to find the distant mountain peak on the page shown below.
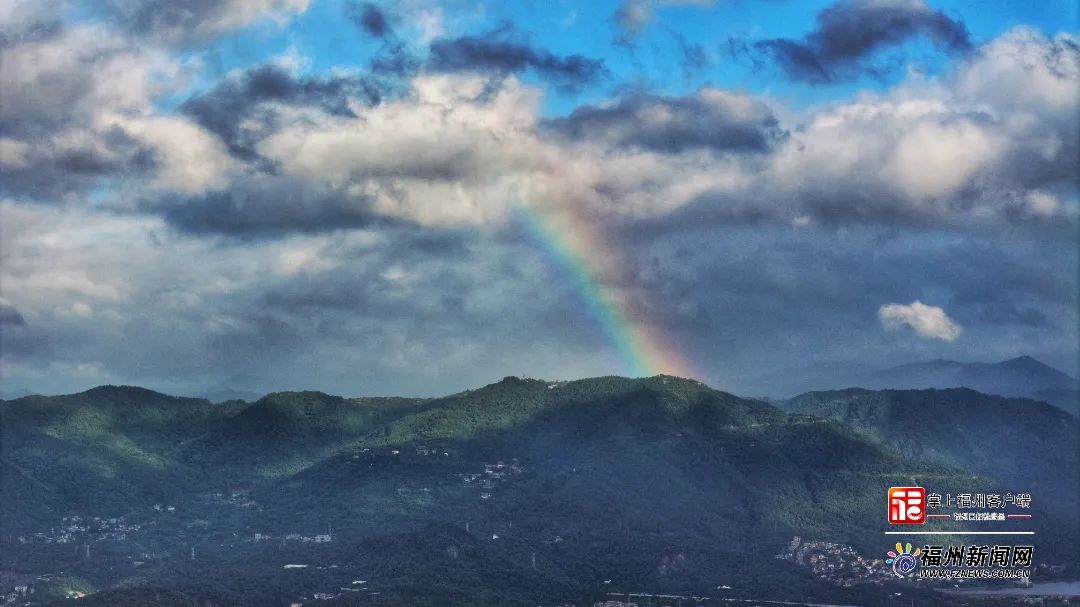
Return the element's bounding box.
[255,390,344,406]
[71,385,217,409]
[998,354,1056,371]
[80,385,176,399]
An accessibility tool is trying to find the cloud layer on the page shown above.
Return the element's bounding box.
[0,0,1076,395]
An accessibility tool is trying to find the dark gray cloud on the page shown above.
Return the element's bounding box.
[370,42,421,78]
[346,2,390,38]
[755,0,971,83]
[154,177,384,237]
[180,64,382,161]
[0,125,158,199]
[428,33,607,91]
[0,32,121,137]
[0,302,27,326]
[2,199,1076,398]
[546,91,785,153]
[0,216,614,396]
[340,2,420,79]
[92,0,307,44]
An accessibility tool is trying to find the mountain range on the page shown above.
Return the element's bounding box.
[1,376,1077,606]
[743,355,1079,415]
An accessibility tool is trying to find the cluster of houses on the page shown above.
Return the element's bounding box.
[598,591,711,607]
[202,489,257,508]
[16,515,143,545]
[2,583,33,606]
[252,532,332,543]
[351,445,452,461]
[775,536,890,586]
[413,445,451,457]
[460,459,525,499]
[1,573,56,606]
[288,581,375,605]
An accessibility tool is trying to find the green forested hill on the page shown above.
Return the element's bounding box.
[1,378,1076,606]
[183,390,427,479]
[780,388,1080,525]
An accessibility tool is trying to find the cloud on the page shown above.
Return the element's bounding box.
[547,88,785,153]
[153,176,383,237]
[0,6,237,201]
[180,63,382,161]
[879,300,962,341]
[756,0,971,83]
[9,197,1074,397]
[346,2,390,38]
[0,299,27,326]
[428,33,606,90]
[613,0,652,43]
[143,27,1076,238]
[152,74,547,235]
[756,28,1078,232]
[96,0,310,44]
[1,2,1077,397]
[0,0,65,48]
[0,200,624,395]
[6,15,1073,244]
[113,115,237,194]
[0,18,189,199]
[611,0,716,43]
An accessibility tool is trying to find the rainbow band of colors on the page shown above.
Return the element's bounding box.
[514,205,693,379]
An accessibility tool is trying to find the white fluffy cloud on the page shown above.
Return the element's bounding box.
[257,74,545,226]
[111,115,236,194]
[768,28,1077,229]
[0,9,242,201]
[879,300,962,341]
[165,26,1075,236]
[4,5,1076,235]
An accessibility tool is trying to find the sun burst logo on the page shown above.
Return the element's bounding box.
[885,542,921,577]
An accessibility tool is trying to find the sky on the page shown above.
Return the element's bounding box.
[0,0,1077,398]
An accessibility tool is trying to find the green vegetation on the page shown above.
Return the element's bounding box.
[1,378,1076,606]
[782,387,1080,537]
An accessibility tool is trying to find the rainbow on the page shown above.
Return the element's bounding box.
[513,205,693,379]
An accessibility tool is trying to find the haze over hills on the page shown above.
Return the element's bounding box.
[743,355,1079,415]
[2,376,1077,606]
